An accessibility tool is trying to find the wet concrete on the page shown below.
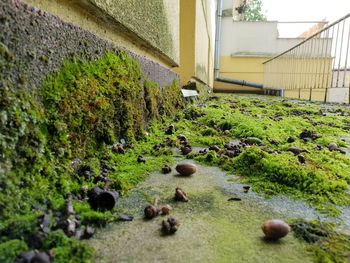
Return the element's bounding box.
[88,161,313,263]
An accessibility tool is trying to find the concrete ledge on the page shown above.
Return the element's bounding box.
[0,0,178,90]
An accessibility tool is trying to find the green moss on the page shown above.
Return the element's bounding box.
[0,51,182,262]
[291,220,350,262]
[144,80,160,120]
[0,239,28,263]
[43,230,94,263]
[178,94,350,216]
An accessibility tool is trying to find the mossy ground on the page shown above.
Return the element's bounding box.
[2,51,350,263]
[179,95,350,218]
[89,163,313,263]
[0,51,182,262]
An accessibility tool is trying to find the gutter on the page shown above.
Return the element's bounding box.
[214,0,263,89]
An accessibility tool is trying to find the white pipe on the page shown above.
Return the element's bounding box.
[214,0,222,79]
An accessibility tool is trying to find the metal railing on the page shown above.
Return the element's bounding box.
[263,13,350,103]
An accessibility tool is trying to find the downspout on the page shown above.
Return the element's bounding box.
[214,0,263,89]
[214,0,222,79]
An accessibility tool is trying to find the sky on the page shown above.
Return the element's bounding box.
[262,0,350,37]
[263,0,350,23]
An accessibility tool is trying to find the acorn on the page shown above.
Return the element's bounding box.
[175,163,197,176]
[144,198,160,219]
[261,219,290,240]
[174,187,188,202]
[160,204,172,215]
[144,205,159,219]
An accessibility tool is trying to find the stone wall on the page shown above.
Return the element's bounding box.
[0,0,178,91]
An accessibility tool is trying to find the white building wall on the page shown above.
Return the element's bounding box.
[220,18,302,57]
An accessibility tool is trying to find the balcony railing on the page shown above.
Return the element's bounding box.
[263,13,350,103]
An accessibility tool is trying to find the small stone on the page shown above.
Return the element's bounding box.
[112,143,125,154]
[161,165,172,174]
[337,148,347,154]
[316,145,323,150]
[180,146,192,155]
[227,197,241,201]
[269,139,279,146]
[287,136,295,143]
[328,143,338,151]
[261,219,290,240]
[209,145,220,152]
[137,155,146,163]
[81,225,95,239]
[118,214,134,222]
[177,134,187,142]
[16,250,35,263]
[287,147,308,156]
[298,155,306,164]
[165,124,175,135]
[31,252,51,263]
[199,148,208,154]
[243,186,250,193]
[243,137,263,145]
[299,130,320,140]
[175,163,197,176]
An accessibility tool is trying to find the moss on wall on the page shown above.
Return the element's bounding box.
[0,44,182,263]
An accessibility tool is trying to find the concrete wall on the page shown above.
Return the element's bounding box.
[0,0,178,91]
[4,0,216,92]
[174,0,216,89]
[24,0,179,67]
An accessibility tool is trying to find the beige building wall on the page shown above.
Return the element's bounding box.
[175,0,216,89]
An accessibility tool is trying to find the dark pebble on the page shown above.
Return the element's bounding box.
[118,214,134,222]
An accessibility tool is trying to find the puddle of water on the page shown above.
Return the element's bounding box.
[88,162,313,263]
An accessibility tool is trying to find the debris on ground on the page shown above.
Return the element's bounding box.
[161,217,179,235]
[174,187,189,202]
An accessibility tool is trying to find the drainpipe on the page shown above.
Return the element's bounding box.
[214,0,222,79]
[216,77,263,88]
[214,0,263,89]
